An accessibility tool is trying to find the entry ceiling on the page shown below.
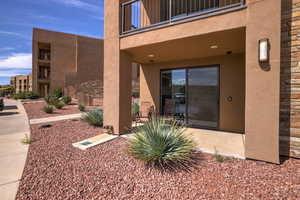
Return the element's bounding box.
[126,27,246,64]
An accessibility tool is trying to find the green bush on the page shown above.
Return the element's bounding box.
[12,92,26,100]
[43,105,54,114]
[81,109,103,127]
[53,88,63,98]
[128,117,195,169]
[78,104,85,112]
[44,95,59,105]
[53,102,64,109]
[25,92,39,99]
[132,102,139,118]
[61,96,72,105]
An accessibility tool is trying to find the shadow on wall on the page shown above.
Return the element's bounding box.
[280,0,292,161]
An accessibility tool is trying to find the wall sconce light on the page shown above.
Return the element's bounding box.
[259,38,270,63]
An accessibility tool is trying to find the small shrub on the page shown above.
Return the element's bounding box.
[81,109,103,127]
[21,134,32,144]
[61,96,72,105]
[54,102,64,109]
[12,92,26,100]
[132,102,139,119]
[128,117,195,169]
[78,104,85,112]
[25,92,39,99]
[53,88,63,98]
[44,95,59,105]
[213,150,227,163]
[43,105,53,114]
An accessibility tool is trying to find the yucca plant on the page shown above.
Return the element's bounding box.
[43,105,53,114]
[128,117,195,170]
[78,104,85,112]
[61,96,72,105]
[53,102,64,109]
[81,109,103,127]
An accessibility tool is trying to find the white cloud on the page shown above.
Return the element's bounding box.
[0,31,29,39]
[0,47,14,51]
[51,0,99,11]
[0,53,32,69]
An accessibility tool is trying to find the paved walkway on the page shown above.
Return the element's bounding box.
[29,113,82,124]
[0,99,30,200]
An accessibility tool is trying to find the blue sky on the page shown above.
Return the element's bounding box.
[0,0,104,85]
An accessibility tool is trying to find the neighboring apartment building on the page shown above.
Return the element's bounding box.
[32,28,140,106]
[10,74,32,94]
[103,0,300,163]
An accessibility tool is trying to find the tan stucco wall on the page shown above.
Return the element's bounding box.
[11,74,32,94]
[244,0,281,164]
[32,28,103,99]
[140,54,245,133]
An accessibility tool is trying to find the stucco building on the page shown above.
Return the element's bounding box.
[10,74,32,94]
[103,0,300,163]
[32,28,140,106]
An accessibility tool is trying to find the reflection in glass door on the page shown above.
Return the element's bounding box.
[161,69,186,122]
[187,67,219,128]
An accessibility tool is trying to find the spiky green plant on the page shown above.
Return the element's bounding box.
[128,117,195,169]
[44,95,59,105]
[43,105,53,114]
[78,104,85,112]
[132,102,140,119]
[53,102,64,109]
[81,109,103,127]
[61,96,72,105]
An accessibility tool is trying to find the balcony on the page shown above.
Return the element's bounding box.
[121,0,246,36]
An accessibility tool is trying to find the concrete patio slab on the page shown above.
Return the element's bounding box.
[30,113,81,124]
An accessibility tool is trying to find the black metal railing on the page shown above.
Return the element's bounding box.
[121,0,245,35]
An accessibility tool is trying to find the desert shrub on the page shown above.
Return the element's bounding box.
[128,118,195,169]
[61,96,72,105]
[81,109,103,127]
[25,92,39,99]
[43,105,54,114]
[78,104,85,112]
[12,92,26,100]
[132,102,139,118]
[44,95,59,105]
[53,88,63,98]
[213,150,227,163]
[21,134,32,144]
[53,102,64,109]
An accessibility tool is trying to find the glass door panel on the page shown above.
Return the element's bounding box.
[161,69,186,122]
[187,67,219,128]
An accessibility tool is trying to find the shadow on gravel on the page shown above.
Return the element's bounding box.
[4,105,18,110]
[144,151,205,173]
[0,112,19,116]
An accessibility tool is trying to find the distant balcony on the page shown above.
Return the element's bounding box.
[121,0,246,36]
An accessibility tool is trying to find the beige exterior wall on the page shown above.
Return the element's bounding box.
[11,74,32,94]
[32,28,103,101]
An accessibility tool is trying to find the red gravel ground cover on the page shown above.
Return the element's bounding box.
[16,119,300,200]
[23,101,80,119]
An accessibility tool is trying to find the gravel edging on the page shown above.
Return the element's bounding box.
[23,101,80,119]
[16,119,300,200]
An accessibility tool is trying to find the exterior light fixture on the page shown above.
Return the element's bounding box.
[148,54,155,58]
[259,38,270,63]
[210,45,218,49]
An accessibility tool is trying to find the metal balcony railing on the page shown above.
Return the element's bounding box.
[121,0,245,35]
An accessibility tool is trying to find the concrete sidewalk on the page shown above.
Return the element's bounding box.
[0,99,30,200]
[29,113,82,124]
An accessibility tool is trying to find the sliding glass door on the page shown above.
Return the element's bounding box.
[160,65,219,129]
[187,67,219,128]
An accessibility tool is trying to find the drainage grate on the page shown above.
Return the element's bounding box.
[80,141,92,146]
